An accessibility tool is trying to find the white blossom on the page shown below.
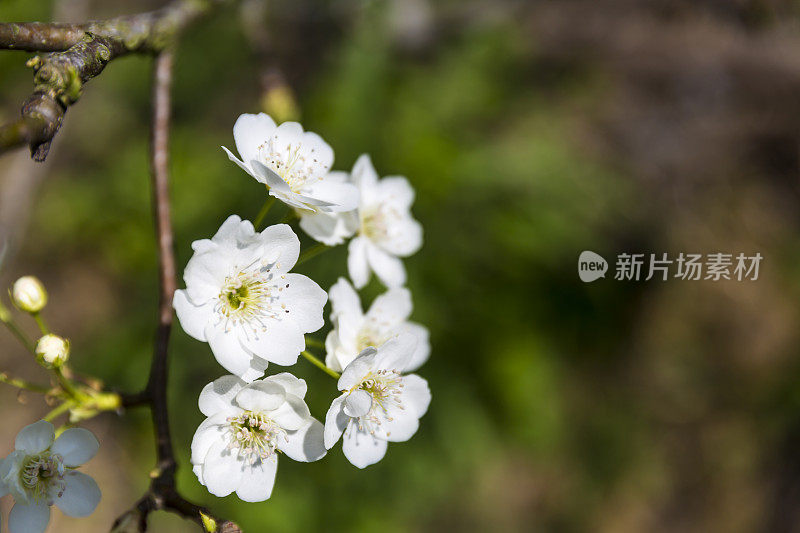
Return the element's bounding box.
[323,335,430,469]
[222,113,359,213]
[173,216,327,382]
[11,276,47,313]
[325,277,429,373]
[347,154,423,288]
[0,421,100,533]
[191,373,326,502]
[34,334,69,368]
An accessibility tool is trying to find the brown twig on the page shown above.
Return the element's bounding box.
[149,49,177,470]
[111,50,238,533]
[0,0,229,161]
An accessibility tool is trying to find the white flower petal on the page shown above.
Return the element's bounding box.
[1,451,24,500]
[338,348,377,390]
[256,223,300,273]
[328,277,363,320]
[251,160,293,194]
[397,321,430,372]
[343,389,372,418]
[9,503,49,533]
[55,471,100,518]
[269,394,311,431]
[233,113,277,172]
[51,428,98,467]
[324,396,348,449]
[202,439,244,498]
[211,214,250,245]
[235,455,278,502]
[365,287,412,329]
[206,323,255,379]
[190,238,217,254]
[173,290,211,341]
[193,463,205,486]
[279,418,326,462]
[335,311,363,356]
[379,217,423,257]
[375,334,416,373]
[300,131,334,170]
[240,356,269,383]
[199,376,246,416]
[183,248,230,303]
[191,414,229,465]
[366,243,406,288]
[342,421,388,469]
[374,175,415,210]
[302,180,359,213]
[352,154,379,200]
[15,420,54,454]
[240,318,305,366]
[347,237,370,289]
[273,121,305,149]
[277,274,327,332]
[298,210,358,245]
[402,374,431,418]
[374,403,419,442]
[222,146,262,182]
[265,373,307,399]
[235,381,286,412]
[325,329,346,373]
[242,354,269,383]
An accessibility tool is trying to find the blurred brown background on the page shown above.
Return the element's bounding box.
[3,0,800,531]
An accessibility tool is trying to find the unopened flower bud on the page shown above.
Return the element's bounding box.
[35,334,69,368]
[11,276,47,313]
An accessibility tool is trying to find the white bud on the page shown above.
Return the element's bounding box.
[11,276,47,313]
[35,334,69,368]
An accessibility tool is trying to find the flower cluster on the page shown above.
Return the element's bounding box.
[177,113,431,501]
[1,276,107,533]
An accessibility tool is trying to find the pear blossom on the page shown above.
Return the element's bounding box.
[325,278,429,373]
[0,420,100,533]
[191,373,326,502]
[296,171,359,245]
[222,113,359,213]
[347,154,423,288]
[324,334,431,469]
[173,216,327,381]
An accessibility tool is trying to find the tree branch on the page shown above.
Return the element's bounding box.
[111,49,238,533]
[0,0,229,161]
[148,47,178,473]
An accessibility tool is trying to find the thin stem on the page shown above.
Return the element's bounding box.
[253,196,276,229]
[33,312,48,334]
[297,242,330,266]
[44,400,73,422]
[305,337,325,349]
[53,366,81,399]
[301,350,340,379]
[0,372,50,393]
[0,317,34,352]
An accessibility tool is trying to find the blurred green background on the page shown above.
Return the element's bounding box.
[3,0,800,531]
